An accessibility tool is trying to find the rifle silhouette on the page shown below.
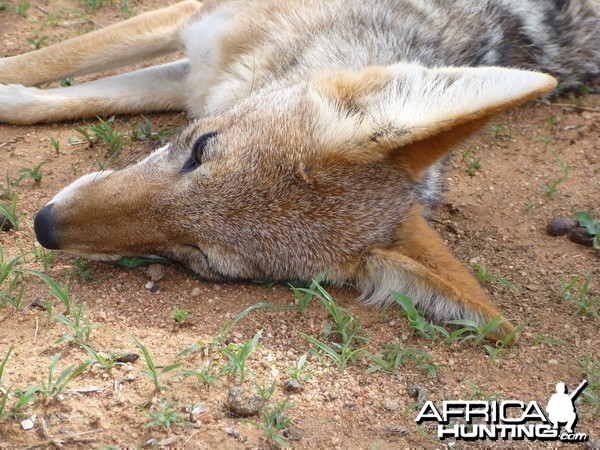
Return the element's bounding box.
[569,380,588,401]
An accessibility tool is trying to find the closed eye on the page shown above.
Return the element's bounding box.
[181,131,219,172]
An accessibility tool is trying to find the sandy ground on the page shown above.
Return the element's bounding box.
[0,1,598,449]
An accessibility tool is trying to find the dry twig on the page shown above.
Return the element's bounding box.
[24,419,101,450]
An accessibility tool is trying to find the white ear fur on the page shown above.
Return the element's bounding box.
[311,63,557,150]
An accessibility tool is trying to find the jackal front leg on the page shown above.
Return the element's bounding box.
[356,208,516,341]
[0,0,201,86]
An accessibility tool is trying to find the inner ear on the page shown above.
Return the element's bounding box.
[311,64,557,178]
[392,116,491,180]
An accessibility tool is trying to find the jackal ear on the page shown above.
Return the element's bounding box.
[311,64,556,179]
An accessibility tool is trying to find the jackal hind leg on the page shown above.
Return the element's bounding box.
[356,208,516,341]
[0,0,201,86]
[0,59,190,124]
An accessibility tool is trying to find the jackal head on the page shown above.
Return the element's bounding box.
[34,64,555,335]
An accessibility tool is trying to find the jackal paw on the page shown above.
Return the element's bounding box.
[0,83,47,125]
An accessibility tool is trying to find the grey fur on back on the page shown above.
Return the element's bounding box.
[389,0,600,90]
[259,0,599,93]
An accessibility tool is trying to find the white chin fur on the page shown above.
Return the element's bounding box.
[59,249,122,261]
[64,250,163,262]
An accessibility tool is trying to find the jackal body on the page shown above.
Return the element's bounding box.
[0,0,598,338]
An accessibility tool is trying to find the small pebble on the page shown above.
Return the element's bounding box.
[546,217,574,236]
[225,427,242,439]
[191,287,201,297]
[283,378,301,392]
[191,404,206,415]
[408,384,428,403]
[157,436,179,446]
[144,281,155,290]
[21,414,36,430]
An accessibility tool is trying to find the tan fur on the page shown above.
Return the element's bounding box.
[353,205,517,340]
[0,1,201,86]
[0,1,573,342]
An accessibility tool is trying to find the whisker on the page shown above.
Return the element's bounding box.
[255,71,272,97]
[248,19,257,99]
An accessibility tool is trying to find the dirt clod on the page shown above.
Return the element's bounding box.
[382,399,401,412]
[546,217,575,236]
[225,427,244,441]
[567,227,595,247]
[30,295,46,310]
[0,213,13,232]
[227,386,265,417]
[283,426,302,441]
[115,354,139,364]
[385,425,410,436]
[145,264,165,282]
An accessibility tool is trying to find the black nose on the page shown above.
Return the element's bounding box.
[34,203,61,250]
